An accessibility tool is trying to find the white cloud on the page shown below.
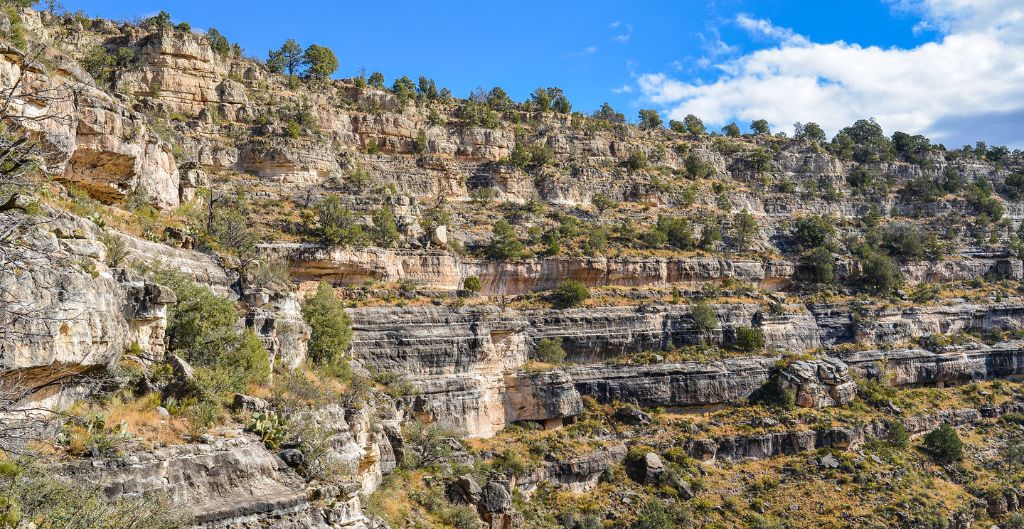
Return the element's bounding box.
[635,0,1024,147]
[613,23,633,43]
[612,85,634,94]
[563,46,598,58]
[735,13,810,46]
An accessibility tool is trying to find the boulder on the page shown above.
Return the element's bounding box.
[447,474,483,504]
[613,406,652,425]
[162,354,197,399]
[478,481,512,514]
[627,452,665,484]
[231,393,270,413]
[279,448,304,468]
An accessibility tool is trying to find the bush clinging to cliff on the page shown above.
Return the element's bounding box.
[302,282,353,373]
[551,280,590,309]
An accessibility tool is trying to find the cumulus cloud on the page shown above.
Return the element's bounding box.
[636,0,1024,147]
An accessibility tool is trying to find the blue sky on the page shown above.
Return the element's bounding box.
[62,0,1024,148]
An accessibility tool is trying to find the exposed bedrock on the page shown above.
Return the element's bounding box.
[687,402,1024,462]
[567,359,776,409]
[0,47,182,209]
[349,301,1024,436]
[286,246,795,295]
[283,246,1021,296]
[59,401,399,529]
[0,210,179,410]
[515,442,628,496]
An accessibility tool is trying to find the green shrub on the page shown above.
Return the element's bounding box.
[748,376,795,410]
[734,326,764,352]
[462,276,482,293]
[0,461,185,529]
[487,219,525,261]
[401,420,457,469]
[690,302,718,342]
[157,272,244,366]
[634,498,692,529]
[792,215,836,251]
[302,282,353,371]
[551,280,590,309]
[625,150,648,171]
[534,338,567,364]
[856,250,903,295]
[886,420,909,449]
[310,194,364,246]
[922,423,963,464]
[654,216,695,250]
[371,205,400,247]
[800,247,835,284]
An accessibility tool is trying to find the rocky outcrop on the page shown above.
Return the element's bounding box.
[0,209,174,408]
[59,397,399,529]
[515,443,627,495]
[839,341,1024,386]
[347,301,1024,435]
[287,246,795,295]
[568,358,776,409]
[0,47,181,208]
[116,231,232,294]
[687,402,1023,462]
[61,437,308,526]
[119,269,176,361]
[777,358,857,408]
[502,370,583,427]
[245,291,311,370]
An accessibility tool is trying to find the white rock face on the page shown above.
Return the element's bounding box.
[0,47,181,209]
[0,209,181,406]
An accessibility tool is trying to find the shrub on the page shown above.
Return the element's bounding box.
[462,276,482,293]
[800,247,835,284]
[487,219,525,261]
[206,28,230,58]
[923,423,963,464]
[0,461,185,529]
[302,282,353,370]
[391,76,417,105]
[634,498,693,529]
[792,215,836,251]
[886,420,910,449]
[591,192,617,215]
[882,223,926,262]
[734,326,764,352]
[830,119,895,163]
[551,280,590,309]
[750,119,771,135]
[625,150,648,171]
[638,109,663,130]
[748,376,795,410]
[311,194,364,246]
[690,302,718,342]
[856,250,903,295]
[534,338,567,364]
[401,420,457,469]
[157,272,243,366]
[732,210,758,251]
[654,216,695,250]
[371,205,400,247]
[722,122,741,137]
